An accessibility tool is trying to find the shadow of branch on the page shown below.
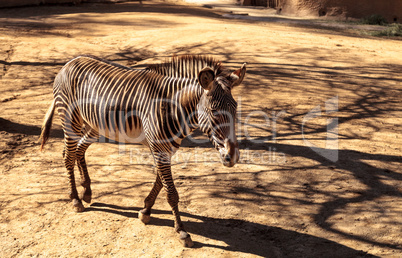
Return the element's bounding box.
[86,202,377,257]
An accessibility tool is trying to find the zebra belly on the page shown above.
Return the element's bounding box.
[82,115,147,145]
[102,125,146,144]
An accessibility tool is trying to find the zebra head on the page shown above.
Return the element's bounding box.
[197,63,246,167]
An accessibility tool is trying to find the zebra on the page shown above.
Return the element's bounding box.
[39,54,246,247]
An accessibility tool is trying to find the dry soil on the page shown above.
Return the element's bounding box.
[0,1,401,257]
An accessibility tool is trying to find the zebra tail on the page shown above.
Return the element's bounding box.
[39,99,56,151]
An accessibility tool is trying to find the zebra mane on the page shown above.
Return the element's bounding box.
[147,55,224,79]
[79,55,134,71]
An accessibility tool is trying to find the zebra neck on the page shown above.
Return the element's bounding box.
[174,79,203,134]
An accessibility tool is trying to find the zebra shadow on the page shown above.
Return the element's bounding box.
[86,202,375,257]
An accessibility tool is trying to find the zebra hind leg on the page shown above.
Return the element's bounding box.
[59,104,85,212]
[63,133,85,212]
[139,173,163,224]
[76,128,99,203]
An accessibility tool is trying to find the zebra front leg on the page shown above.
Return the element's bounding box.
[139,173,163,224]
[166,186,193,247]
[154,153,194,248]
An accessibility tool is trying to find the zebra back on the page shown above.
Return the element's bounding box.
[147,55,224,79]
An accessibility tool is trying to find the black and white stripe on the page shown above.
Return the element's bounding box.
[40,54,246,247]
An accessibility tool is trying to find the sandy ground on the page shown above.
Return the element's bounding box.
[0,1,401,257]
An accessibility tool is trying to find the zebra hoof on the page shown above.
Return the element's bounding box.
[138,210,151,224]
[179,231,194,248]
[82,190,92,204]
[82,194,92,204]
[72,199,85,212]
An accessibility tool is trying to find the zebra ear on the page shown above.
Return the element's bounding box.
[229,63,246,87]
[198,67,215,92]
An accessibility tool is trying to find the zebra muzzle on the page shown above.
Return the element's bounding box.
[221,138,239,167]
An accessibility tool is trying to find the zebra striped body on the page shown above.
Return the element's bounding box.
[55,56,203,147]
[40,55,246,247]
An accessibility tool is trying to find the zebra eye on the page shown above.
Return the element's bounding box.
[208,105,218,111]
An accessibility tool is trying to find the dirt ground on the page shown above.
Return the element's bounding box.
[0,1,401,257]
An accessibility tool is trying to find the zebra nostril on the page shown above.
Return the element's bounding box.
[224,154,231,163]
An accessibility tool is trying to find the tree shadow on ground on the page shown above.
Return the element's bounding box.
[240,142,402,250]
[0,1,393,40]
[87,202,376,257]
[2,42,401,253]
[1,23,400,254]
[0,2,221,38]
[0,2,222,20]
[0,117,63,138]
